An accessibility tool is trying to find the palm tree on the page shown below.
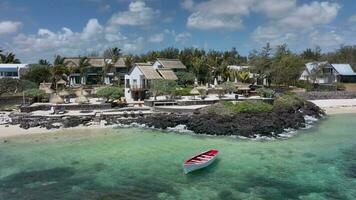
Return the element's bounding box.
[38,59,50,66]
[51,55,69,88]
[0,52,21,63]
[103,47,122,84]
[77,57,91,85]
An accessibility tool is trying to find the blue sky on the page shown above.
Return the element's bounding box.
[0,0,355,63]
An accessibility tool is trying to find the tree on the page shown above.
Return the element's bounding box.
[176,71,195,87]
[52,55,69,87]
[24,89,48,102]
[249,43,273,86]
[0,78,37,96]
[149,80,178,99]
[38,59,51,66]
[96,86,124,102]
[103,47,122,83]
[77,57,91,83]
[21,64,52,85]
[309,62,325,84]
[238,71,250,83]
[0,52,20,63]
[271,53,304,86]
[124,55,134,73]
[301,46,321,61]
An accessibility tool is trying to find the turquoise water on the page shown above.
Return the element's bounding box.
[0,114,356,200]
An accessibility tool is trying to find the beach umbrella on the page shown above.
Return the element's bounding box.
[58,90,70,97]
[194,78,198,86]
[75,95,89,104]
[190,87,200,100]
[75,88,89,96]
[234,77,238,83]
[214,78,218,86]
[50,93,64,104]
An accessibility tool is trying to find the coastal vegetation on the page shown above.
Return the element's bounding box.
[96,86,124,102]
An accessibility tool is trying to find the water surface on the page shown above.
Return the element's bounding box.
[0,114,356,199]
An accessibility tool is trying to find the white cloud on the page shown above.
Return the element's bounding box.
[251,1,341,46]
[12,18,145,62]
[0,20,22,35]
[187,12,243,30]
[309,30,344,48]
[175,32,192,43]
[148,33,164,43]
[108,1,159,26]
[349,14,356,23]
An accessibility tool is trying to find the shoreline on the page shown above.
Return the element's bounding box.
[311,99,356,115]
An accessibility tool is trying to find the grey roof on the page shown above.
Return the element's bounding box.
[331,64,356,76]
[157,58,186,69]
[157,69,178,80]
[136,65,162,80]
[64,57,126,68]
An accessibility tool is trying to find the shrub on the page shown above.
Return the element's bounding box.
[24,89,48,102]
[296,80,313,91]
[224,101,273,113]
[220,82,236,93]
[256,88,275,98]
[176,71,195,86]
[273,93,305,112]
[333,82,346,91]
[172,87,193,97]
[0,78,37,96]
[96,86,124,102]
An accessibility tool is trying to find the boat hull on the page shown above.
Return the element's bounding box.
[183,155,217,174]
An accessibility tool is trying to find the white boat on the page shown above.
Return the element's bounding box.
[183,149,219,174]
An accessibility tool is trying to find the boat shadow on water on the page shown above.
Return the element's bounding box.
[184,158,221,179]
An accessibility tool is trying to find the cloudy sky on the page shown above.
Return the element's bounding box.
[0,0,355,63]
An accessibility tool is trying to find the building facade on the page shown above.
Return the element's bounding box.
[0,64,28,79]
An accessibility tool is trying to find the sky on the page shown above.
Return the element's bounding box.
[0,0,355,63]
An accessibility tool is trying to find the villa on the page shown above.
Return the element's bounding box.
[64,57,127,86]
[125,59,186,101]
[0,64,29,79]
[300,62,356,83]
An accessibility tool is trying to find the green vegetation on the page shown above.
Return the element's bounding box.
[256,88,275,98]
[0,49,20,63]
[21,64,52,85]
[96,86,124,102]
[24,89,48,102]
[171,87,193,97]
[273,93,306,112]
[0,78,37,96]
[205,101,273,115]
[176,71,195,87]
[149,80,178,99]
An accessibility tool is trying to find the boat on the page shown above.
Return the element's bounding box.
[183,149,219,174]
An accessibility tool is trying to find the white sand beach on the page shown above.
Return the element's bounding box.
[311,99,356,115]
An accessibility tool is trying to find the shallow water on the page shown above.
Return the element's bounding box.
[0,114,356,200]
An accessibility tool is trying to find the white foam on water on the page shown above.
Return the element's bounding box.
[166,124,194,133]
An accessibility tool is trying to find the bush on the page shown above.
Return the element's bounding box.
[176,71,195,86]
[172,87,193,97]
[273,93,305,112]
[256,88,275,98]
[296,80,313,91]
[96,86,124,102]
[0,78,37,96]
[333,82,346,91]
[24,89,48,102]
[203,101,273,115]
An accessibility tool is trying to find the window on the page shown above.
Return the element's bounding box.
[133,79,137,87]
[125,79,130,88]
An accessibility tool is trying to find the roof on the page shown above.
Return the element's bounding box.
[157,69,178,80]
[64,57,126,68]
[0,64,28,69]
[331,64,356,76]
[157,58,186,69]
[305,62,329,73]
[137,65,162,80]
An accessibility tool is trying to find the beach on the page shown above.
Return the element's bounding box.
[311,99,356,115]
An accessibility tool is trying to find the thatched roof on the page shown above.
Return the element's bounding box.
[75,88,89,96]
[190,88,200,95]
[75,95,89,104]
[137,65,162,80]
[50,94,64,104]
[156,58,186,69]
[57,79,67,85]
[58,90,70,96]
[64,57,126,68]
[157,69,178,80]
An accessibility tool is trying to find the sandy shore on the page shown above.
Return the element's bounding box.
[0,124,111,139]
[311,99,356,115]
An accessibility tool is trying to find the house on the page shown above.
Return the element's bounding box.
[299,62,356,83]
[125,60,184,101]
[64,57,126,86]
[0,64,28,79]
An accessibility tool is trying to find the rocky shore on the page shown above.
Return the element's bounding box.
[5,96,324,138]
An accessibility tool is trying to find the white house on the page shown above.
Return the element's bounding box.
[300,62,356,83]
[0,64,29,79]
[124,61,182,101]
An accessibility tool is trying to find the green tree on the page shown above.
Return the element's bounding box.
[0,51,21,63]
[21,64,52,85]
[103,47,122,83]
[301,46,322,61]
[0,78,37,96]
[38,59,51,66]
[52,55,69,86]
[24,89,48,102]
[96,86,124,102]
[149,80,178,99]
[77,57,91,84]
[176,71,195,87]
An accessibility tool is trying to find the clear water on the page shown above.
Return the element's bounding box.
[0,114,356,200]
